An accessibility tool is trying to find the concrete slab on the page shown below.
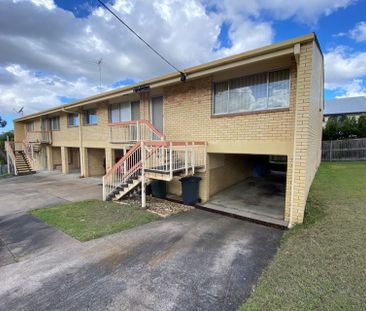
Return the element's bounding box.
[203,174,287,226]
[0,210,283,311]
[0,172,284,310]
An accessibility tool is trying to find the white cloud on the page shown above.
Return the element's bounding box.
[324,47,366,89]
[13,0,56,10]
[0,0,356,116]
[349,21,366,42]
[335,79,366,98]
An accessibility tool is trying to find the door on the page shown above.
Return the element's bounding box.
[151,96,163,137]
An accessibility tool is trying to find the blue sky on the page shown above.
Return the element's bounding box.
[1,0,366,133]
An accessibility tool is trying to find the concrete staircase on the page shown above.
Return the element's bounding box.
[15,151,35,175]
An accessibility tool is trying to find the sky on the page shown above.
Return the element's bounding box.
[1,0,366,132]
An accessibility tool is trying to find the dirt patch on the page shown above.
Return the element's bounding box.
[119,196,194,217]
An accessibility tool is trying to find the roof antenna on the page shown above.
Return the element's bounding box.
[96,0,187,82]
[13,107,24,116]
[97,58,103,91]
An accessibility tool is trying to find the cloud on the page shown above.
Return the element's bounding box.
[324,46,366,89]
[334,21,366,42]
[0,0,356,116]
[349,21,366,42]
[335,79,366,98]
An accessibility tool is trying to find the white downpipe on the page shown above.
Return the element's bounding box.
[141,141,146,208]
[185,142,188,176]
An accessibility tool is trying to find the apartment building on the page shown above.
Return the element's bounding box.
[8,33,324,227]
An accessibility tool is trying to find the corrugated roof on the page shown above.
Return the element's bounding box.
[324,96,366,115]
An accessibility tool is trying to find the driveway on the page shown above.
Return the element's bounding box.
[0,173,283,311]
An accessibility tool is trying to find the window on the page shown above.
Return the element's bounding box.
[50,117,60,130]
[68,112,79,127]
[213,69,290,115]
[26,122,34,132]
[109,101,140,123]
[84,110,97,125]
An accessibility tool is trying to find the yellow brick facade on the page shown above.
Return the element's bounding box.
[13,36,323,226]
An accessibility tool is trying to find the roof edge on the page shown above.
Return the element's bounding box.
[15,33,316,122]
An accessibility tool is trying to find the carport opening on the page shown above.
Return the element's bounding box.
[114,149,125,163]
[51,147,62,171]
[68,147,80,174]
[204,153,287,225]
[87,148,106,177]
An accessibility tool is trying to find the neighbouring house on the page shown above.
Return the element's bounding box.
[324,96,366,126]
[7,33,323,227]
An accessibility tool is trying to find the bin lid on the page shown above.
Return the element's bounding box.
[180,176,202,183]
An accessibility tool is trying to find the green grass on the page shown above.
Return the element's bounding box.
[241,162,366,311]
[30,200,161,242]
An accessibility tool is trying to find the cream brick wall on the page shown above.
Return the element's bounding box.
[13,39,323,225]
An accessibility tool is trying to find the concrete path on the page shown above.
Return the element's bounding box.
[0,172,283,311]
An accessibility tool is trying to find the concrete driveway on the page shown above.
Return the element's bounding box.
[0,173,283,311]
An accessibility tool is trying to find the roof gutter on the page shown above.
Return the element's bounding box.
[15,33,316,123]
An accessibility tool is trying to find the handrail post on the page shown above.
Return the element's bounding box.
[141,141,146,208]
[136,121,140,142]
[169,142,173,180]
[102,176,106,201]
[109,126,112,143]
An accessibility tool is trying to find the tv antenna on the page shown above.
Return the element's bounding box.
[97,58,103,91]
[13,107,24,116]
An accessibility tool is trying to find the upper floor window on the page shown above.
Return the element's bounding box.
[50,116,60,130]
[84,110,97,125]
[213,69,290,115]
[26,121,34,132]
[109,101,140,123]
[68,112,79,127]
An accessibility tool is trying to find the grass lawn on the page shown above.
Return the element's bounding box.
[30,200,161,242]
[241,162,366,310]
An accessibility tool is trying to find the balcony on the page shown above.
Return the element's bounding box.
[26,131,52,144]
[109,120,165,144]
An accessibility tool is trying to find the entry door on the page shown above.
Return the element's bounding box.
[151,96,163,135]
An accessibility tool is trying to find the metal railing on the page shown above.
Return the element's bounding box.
[26,131,52,144]
[144,141,206,179]
[109,120,165,143]
[102,140,207,201]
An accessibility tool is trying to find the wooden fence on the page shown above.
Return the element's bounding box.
[322,138,366,161]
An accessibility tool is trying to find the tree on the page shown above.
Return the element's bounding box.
[0,116,6,128]
[0,131,14,164]
[341,116,359,138]
[323,116,341,140]
[358,114,366,138]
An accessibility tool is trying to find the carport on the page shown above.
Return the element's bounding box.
[68,147,80,174]
[203,154,287,226]
[86,148,106,177]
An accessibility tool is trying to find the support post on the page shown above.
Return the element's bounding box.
[141,141,146,208]
[136,121,140,142]
[61,146,69,174]
[169,142,173,180]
